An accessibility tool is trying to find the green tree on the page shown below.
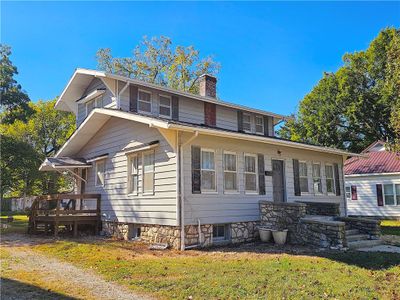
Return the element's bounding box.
[96,36,220,95]
[0,44,33,124]
[1,99,75,198]
[279,28,400,153]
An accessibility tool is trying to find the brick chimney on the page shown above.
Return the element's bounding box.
[199,74,217,98]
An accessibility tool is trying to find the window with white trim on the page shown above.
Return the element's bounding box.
[243,114,251,132]
[312,163,322,194]
[244,154,257,193]
[159,95,171,118]
[345,186,351,200]
[383,184,400,206]
[95,160,105,187]
[138,90,152,113]
[299,161,309,193]
[127,155,139,195]
[201,149,216,192]
[86,95,104,116]
[255,116,264,134]
[325,164,335,194]
[223,152,237,192]
[142,151,155,194]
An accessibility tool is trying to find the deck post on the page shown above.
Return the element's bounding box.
[54,197,60,237]
[96,195,101,235]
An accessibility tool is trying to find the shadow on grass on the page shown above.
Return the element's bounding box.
[204,241,400,271]
[0,277,76,300]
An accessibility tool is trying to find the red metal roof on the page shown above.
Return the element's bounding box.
[344,151,400,175]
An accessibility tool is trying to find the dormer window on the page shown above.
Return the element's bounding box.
[86,95,104,116]
[159,95,171,118]
[255,116,264,135]
[138,90,152,113]
[243,114,251,132]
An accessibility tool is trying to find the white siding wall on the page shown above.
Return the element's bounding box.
[346,174,400,217]
[181,133,345,225]
[77,117,178,226]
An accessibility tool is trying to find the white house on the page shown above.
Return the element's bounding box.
[40,68,361,249]
[344,141,400,219]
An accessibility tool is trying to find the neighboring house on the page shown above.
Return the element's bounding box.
[40,68,360,249]
[344,141,400,219]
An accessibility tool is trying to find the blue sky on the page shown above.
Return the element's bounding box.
[2,1,399,116]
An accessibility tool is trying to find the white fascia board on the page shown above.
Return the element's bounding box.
[345,172,400,177]
[86,154,109,163]
[75,68,289,121]
[169,123,363,157]
[54,108,170,158]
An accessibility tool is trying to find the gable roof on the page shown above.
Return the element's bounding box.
[55,68,289,122]
[55,108,362,158]
[344,151,400,175]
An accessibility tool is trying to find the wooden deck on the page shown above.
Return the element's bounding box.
[28,193,101,237]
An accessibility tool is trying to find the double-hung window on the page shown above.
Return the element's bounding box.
[223,152,237,192]
[143,151,155,194]
[244,154,257,193]
[95,160,105,187]
[243,114,251,132]
[383,184,400,206]
[345,186,351,200]
[138,90,152,113]
[255,116,264,135]
[325,164,335,194]
[128,155,139,195]
[312,163,322,194]
[159,95,171,118]
[299,161,309,193]
[201,149,216,192]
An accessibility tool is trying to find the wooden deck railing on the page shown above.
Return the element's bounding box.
[29,193,101,237]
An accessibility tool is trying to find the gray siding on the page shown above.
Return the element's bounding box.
[346,174,400,217]
[181,133,345,225]
[76,78,115,126]
[77,117,178,226]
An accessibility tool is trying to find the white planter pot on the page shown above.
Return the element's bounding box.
[258,227,272,242]
[272,230,288,245]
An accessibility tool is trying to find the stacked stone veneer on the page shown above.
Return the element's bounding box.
[338,217,381,238]
[259,201,347,249]
[297,218,347,248]
[296,201,340,216]
[231,222,260,243]
[103,221,260,249]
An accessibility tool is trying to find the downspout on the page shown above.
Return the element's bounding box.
[179,130,199,251]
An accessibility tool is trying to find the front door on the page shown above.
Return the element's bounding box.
[272,160,285,202]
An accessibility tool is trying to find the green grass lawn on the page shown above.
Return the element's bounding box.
[0,214,29,234]
[381,220,400,236]
[31,239,400,299]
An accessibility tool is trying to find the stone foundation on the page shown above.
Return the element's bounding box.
[102,220,260,249]
[231,221,260,243]
[296,201,340,216]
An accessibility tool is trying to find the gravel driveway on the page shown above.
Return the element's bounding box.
[1,234,152,300]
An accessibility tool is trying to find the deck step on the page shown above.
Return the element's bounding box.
[346,229,359,235]
[346,234,370,242]
[348,239,382,249]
